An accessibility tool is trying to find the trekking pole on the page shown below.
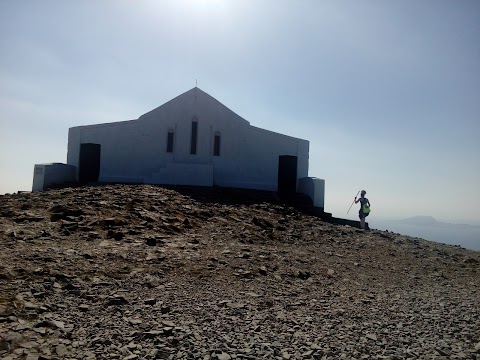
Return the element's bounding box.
[347,190,360,214]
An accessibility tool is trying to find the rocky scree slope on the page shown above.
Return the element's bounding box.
[1,184,479,360]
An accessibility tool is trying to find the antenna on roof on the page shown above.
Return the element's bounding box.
[195,79,198,87]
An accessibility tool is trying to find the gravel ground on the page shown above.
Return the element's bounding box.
[1,184,479,359]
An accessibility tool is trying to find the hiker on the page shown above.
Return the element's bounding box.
[354,190,370,229]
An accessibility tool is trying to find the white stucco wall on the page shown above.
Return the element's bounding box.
[67,88,309,191]
[150,163,214,186]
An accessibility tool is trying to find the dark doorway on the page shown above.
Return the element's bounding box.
[278,155,297,194]
[79,143,101,183]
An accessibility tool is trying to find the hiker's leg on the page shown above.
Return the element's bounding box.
[360,217,365,229]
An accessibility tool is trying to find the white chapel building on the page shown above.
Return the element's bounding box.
[33,88,325,207]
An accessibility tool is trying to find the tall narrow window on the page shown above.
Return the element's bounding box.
[166,129,174,153]
[190,121,198,154]
[213,132,221,156]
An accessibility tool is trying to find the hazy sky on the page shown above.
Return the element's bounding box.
[1,0,479,224]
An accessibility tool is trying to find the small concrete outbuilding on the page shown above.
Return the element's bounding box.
[33,88,325,208]
[32,163,76,193]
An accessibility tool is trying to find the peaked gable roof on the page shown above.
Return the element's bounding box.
[138,87,250,126]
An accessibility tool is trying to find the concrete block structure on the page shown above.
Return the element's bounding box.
[298,177,325,208]
[32,163,76,192]
[33,87,325,208]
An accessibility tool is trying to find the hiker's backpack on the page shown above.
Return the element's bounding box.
[362,199,371,214]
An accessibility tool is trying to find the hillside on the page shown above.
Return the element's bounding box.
[1,184,479,359]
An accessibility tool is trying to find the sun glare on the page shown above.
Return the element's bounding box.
[180,0,229,15]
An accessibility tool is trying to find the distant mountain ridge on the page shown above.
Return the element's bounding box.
[372,216,480,251]
[398,216,479,228]
[400,216,438,225]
